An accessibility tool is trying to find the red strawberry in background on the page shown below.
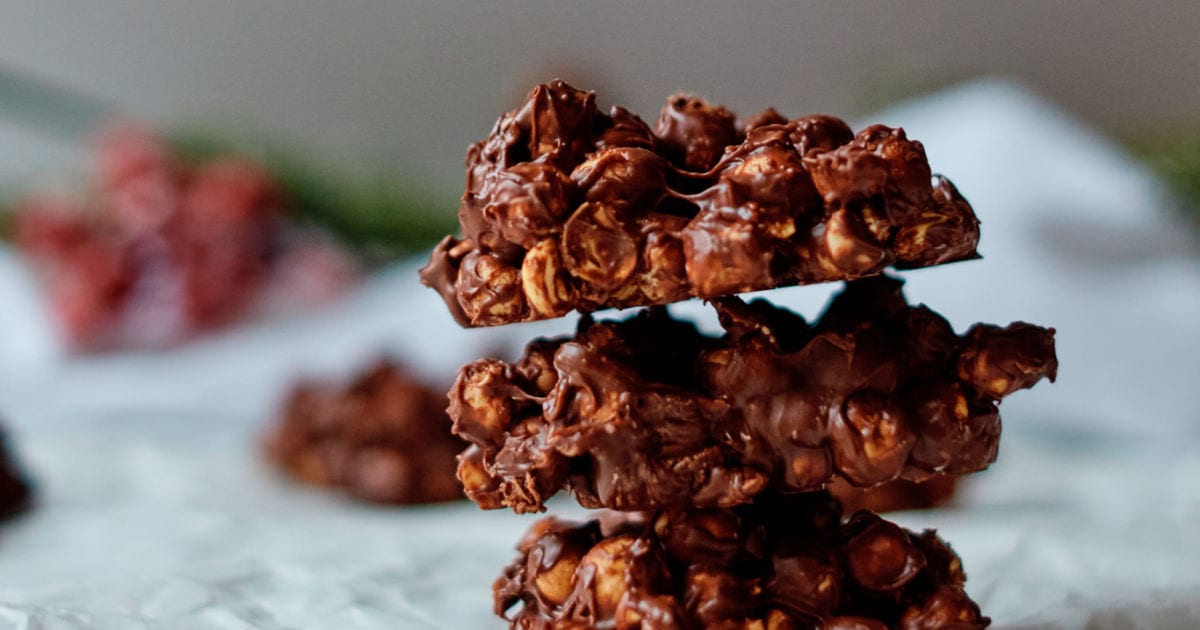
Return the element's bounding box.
[14,198,134,348]
[11,123,360,352]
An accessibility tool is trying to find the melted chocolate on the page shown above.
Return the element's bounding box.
[494,492,990,629]
[429,80,1058,630]
[420,80,982,327]
[448,275,1057,513]
[264,360,462,504]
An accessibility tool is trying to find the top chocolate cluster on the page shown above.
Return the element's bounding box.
[421,80,980,327]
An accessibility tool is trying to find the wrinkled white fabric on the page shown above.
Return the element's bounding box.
[1,80,1198,629]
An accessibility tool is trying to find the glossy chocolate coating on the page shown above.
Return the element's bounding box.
[421,80,981,327]
[829,476,960,514]
[0,424,33,520]
[494,492,989,629]
[264,360,462,504]
[449,275,1057,513]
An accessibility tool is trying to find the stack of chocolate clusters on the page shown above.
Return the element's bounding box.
[422,81,1058,628]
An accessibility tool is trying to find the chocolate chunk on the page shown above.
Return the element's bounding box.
[790,114,856,157]
[472,162,575,251]
[454,250,527,327]
[421,80,982,327]
[465,79,599,186]
[494,492,990,629]
[958,322,1059,398]
[448,275,1057,513]
[654,92,740,172]
[263,360,461,504]
[571,146,668,210]
[842,511,927,591]
[596,106,658,152]
[0,425,33,520]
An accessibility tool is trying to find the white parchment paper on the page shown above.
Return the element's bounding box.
[1,80,1198,629]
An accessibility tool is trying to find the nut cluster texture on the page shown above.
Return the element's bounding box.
[421,80,981,327]
[264,360,462,504]
[425,81,1060,629]
[450,276,1057,513]
[496,492,989,629]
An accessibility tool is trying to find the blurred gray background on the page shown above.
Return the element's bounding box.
[1,1,1198,202]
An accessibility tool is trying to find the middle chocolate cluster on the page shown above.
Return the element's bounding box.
[450,276,1056,515]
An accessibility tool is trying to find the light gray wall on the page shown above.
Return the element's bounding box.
[1,1,1197,198]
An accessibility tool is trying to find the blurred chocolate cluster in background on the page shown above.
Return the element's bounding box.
[264,359,461,505]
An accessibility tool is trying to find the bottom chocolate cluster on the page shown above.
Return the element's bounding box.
[263,360,462,504]
[495,492,987,629]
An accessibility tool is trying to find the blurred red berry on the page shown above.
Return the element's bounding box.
[13,122,357,351]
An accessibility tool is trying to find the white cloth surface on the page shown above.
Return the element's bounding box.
[0,80,1199,628]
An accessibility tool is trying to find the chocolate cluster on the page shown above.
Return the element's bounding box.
[449,276,1057,513]
[421,80,980,327]
[0,424,33,520]
[264,360,461,504]
[426,80,1059,628]
[829,477,960,515]
[496,492,988,629]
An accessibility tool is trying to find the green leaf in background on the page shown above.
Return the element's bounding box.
[169,130,457,265]
[1129,128,1200,227]
[0,205,12,241]
[0,66,462,261]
